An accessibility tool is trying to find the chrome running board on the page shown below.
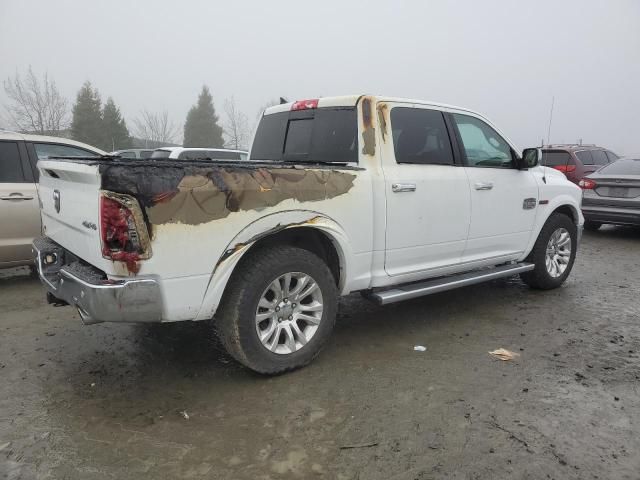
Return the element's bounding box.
[368,263,535,305]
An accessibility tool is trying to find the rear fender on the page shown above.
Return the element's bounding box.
[194,210,352,320]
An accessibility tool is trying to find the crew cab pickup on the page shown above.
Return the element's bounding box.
[33,95,583,374]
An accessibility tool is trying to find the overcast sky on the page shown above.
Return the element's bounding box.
[1,0,639,153]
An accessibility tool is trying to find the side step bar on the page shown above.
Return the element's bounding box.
[367,263,535,305]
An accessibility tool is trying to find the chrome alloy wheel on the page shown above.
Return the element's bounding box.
[255,272,324,355]
[545,227,572,278]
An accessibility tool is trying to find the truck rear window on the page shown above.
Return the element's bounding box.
[250,107,358,163]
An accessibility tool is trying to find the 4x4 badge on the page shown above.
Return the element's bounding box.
[53,190,61,213]
[523,198,536,210]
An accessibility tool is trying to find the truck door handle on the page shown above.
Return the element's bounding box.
[0,194,34,201]
[392,183,417,193]
[474,182,494,191]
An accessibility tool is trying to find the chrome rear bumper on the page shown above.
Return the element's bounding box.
[33,237,162,324]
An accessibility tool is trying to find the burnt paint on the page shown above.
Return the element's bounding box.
[361,97,376,156]
[100,163,357,226]
[377,103,389,142]
[215,216,323,267]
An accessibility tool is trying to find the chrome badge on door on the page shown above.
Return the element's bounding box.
[53,190,61,213]
[523,198,536,210]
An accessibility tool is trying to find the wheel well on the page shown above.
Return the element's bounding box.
[552,205,578,224]
[242,227,342,286]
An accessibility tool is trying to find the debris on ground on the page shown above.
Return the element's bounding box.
[0,442,10,452]
[339,442,378,450]
[180,410,190,420]
[489,348,520,361]
[413,345,427,352]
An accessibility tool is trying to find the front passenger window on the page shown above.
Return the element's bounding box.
[391,107,454,165]
[452,113,514,168]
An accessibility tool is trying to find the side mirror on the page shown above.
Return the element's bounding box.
[522,148,541,168]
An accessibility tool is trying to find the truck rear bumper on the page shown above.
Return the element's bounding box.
[33,237,162,324]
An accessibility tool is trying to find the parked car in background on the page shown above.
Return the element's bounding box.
[0,131,105,268]
[541,144,618,185]
[111,148,154,159]
[150,147,248,161]
[579,158,640,230]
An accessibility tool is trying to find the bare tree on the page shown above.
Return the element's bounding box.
[132,109,179,146]
[255,98,280,120]
[223,97,250,150]
[3,66,69,135]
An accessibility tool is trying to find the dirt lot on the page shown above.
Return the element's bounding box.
[1,228,639,480]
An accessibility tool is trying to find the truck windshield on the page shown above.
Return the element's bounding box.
[250,107,358,164]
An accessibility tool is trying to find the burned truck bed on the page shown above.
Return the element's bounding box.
[48,157,361,226]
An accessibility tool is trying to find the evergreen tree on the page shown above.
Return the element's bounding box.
[183,85,224,147]
[70,81,103,148]
[102,97,131,151]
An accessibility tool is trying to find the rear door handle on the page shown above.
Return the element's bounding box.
[0,194,34,200]
[392,183,417,193]
[474,182,494,191]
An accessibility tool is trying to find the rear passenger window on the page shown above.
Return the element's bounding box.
[541,151,571,166]
[576,151,594,165]
[0,142,25,183]
[606,151,619,162]
[390,108,454,165]
[34,143,97,159]
[591,150,609,166]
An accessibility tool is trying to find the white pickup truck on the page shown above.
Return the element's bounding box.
[33,95,583,374]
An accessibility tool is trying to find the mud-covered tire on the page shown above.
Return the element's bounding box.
[216,245,338,375]
[520,213,577,290]
[584,220,602,231]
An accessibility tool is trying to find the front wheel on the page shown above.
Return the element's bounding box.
[216,245,338,374]
[520,213,577,290]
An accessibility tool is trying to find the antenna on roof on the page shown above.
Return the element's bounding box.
[546,96,554,145]
[279,97,288,104]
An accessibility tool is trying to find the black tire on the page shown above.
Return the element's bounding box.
[584,220,602,231]
[216,245,338,374]
[520,213,577,290]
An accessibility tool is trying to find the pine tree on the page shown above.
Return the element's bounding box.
[102,97,132,151]
[183,86,224,147]
[70,81,103,148]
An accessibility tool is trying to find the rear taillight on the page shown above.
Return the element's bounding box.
[578,178,597,189]
[100,193,150,274]
[291,99,318,111]
[552,165,577,173]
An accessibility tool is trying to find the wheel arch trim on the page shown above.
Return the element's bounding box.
[194,210,353,320]
[522,196,583,259]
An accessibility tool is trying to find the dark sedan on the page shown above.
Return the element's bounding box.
[579,158,640,230]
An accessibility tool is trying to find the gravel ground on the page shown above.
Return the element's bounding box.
[1,227,639,479]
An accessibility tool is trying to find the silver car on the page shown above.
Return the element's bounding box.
[0,131,105,268]
[580,158,640,230]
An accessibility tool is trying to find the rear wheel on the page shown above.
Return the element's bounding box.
[584,220,602,231]
[520,213,577,290]
[216,245,338,374]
